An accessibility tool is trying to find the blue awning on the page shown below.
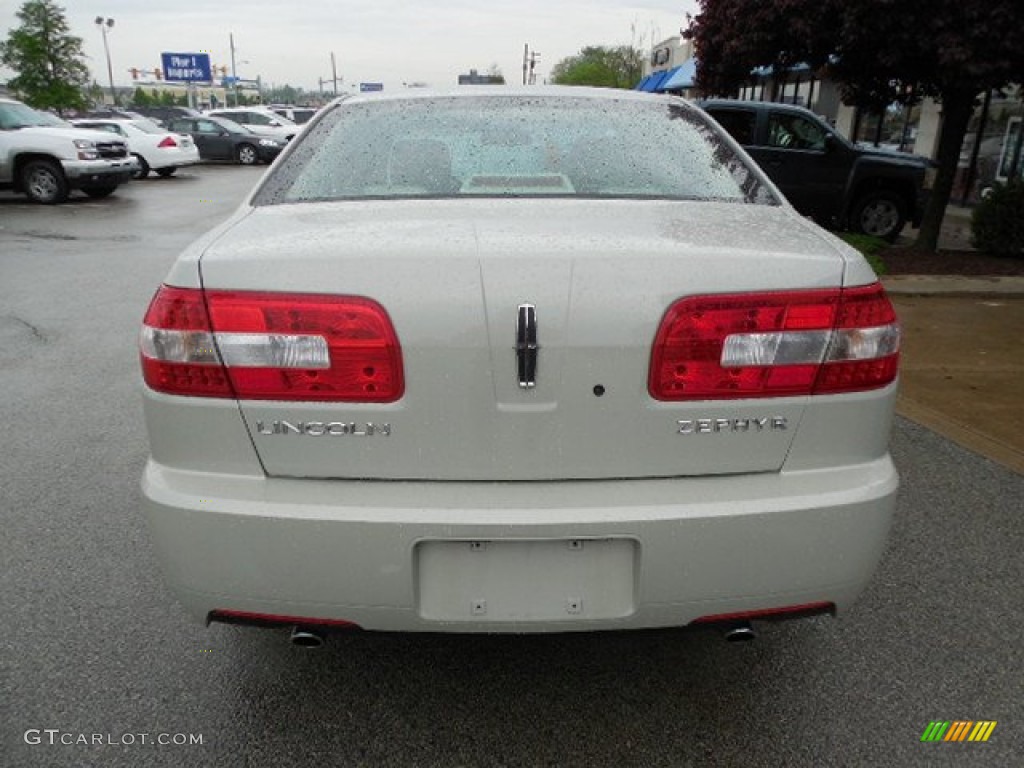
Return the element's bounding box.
[658,58,697,91]
[650,66,680,91]
[637,69,672,92]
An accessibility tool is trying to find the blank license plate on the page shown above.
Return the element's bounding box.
[417,538,636,622]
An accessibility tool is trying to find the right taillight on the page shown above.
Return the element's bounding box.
[649,283,900,400]
[140,285,404,402]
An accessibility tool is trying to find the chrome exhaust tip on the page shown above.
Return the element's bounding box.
[290,626,326,648]
[723,621,756,642]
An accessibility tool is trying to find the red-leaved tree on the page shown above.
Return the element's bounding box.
[690,0,1024,252]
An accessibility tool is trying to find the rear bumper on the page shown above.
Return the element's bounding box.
[150,148,201,170]
[257,146,283,162]
[142,456,897,633]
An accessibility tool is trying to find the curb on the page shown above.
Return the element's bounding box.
[882,275,1024,297]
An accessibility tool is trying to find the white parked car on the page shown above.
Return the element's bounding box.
[0,96,137,203]
[269,105,317,125]
[140,88,900,646]
[205,106,298,143]
[71,118,200,178]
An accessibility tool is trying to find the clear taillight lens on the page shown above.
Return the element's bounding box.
[649,283,900,400]
[140,286,404,401]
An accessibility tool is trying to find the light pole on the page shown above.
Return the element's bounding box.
[94,16,116,106]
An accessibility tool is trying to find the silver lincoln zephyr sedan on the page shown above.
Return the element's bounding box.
[139,87,900,644]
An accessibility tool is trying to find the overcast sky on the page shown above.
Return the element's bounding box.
[1,1,696,94]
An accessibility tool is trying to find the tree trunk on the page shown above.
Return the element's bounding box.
[914,89,976,252]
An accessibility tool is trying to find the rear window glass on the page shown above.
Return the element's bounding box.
[129,120,165,134]
[254,96,777,206]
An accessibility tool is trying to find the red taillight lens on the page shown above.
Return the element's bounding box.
[140,286,232,397]
[649,283,899,400]
[140,286,404,401]
[157,136,178,148]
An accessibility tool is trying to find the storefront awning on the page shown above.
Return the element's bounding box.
[657,58,697,91]
[636,68,672,92]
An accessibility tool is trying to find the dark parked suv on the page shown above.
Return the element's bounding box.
[701,100,932,240]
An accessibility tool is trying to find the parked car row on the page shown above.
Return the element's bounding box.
[0,97,297,203]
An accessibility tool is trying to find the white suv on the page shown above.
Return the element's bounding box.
[0,97,137,203]
[140,89,900,646]
[204,106,298,143]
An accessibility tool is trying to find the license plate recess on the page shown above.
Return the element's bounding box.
[416,538,636,622]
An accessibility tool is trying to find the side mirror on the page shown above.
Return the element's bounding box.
[823,133,837,152]
[268,120,281,127]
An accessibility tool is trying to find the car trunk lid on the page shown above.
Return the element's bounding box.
[198,199,847,480]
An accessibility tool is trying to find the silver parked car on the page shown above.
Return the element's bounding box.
[140,87,900,644]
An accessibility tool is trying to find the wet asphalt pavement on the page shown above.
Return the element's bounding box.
[1,167,1022,767]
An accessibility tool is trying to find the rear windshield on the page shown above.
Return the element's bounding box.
[129,120,165,134]
[253,96,777,206]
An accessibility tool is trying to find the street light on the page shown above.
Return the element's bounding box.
[94,16,116,106]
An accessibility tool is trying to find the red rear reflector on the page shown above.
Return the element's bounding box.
[691,601,835,624]
[208,609,360,629]
[140,286,404,401]
[649,283,899,399]
[157,136,178,148]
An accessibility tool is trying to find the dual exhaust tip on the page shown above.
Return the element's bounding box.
[723,621,757,643]
[290,626,326,648]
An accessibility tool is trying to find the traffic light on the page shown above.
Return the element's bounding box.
[130,67,139,80]
[154,68,162,80]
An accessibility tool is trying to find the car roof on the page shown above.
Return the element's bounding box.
[325,85,692,109]
[699,99,821,118]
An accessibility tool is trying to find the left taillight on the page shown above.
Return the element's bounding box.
[157,136,178,148]
[140,286,404,402]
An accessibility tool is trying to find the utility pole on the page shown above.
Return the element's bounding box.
[331,52,339,96]
[522,43,528,85]
[230,33,238,107]
[95,17,116,105]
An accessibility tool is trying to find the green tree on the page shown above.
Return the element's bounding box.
[550,45,643,90]
[0,0,90,113]
[132,86,152,107]
[266,83,302,104]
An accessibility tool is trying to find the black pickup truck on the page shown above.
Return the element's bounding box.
[700,99,932,241]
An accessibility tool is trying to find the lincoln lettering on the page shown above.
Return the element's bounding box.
[256,420,391,437]
[677,417,788,435]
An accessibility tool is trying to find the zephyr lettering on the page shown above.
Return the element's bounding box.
[255,420,391,436]
[677,417,788,435]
